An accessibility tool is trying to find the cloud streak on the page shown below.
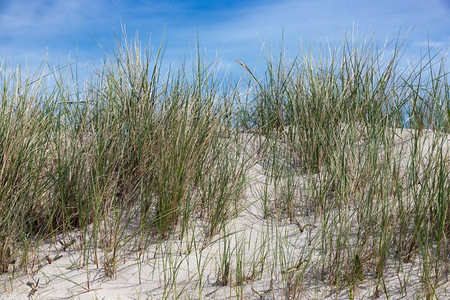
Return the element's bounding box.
[0,0,448,77]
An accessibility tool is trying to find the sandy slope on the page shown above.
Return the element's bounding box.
[1,129,449,299]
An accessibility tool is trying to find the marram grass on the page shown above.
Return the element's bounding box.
[0,32,448,299]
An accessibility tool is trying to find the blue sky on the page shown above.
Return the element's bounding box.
[0,0,449,78]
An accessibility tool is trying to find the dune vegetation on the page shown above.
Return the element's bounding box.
[0,32,448,299]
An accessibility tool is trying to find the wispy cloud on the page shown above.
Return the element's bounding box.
[414,39,450,50]
[0,0,448,77]
[0,0,106,35]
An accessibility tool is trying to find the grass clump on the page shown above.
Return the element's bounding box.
[239,33,449,297]
[0,33,246,276]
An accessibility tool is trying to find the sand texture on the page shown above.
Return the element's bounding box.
[1,128,449,299]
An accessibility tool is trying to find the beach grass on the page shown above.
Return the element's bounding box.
[0,32,448,299]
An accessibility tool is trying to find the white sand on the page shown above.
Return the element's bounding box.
[1,129,449,299]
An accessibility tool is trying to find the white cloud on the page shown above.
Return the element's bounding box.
[1,0,448,77]
[0,0,106,36]
[414,39,450,49]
